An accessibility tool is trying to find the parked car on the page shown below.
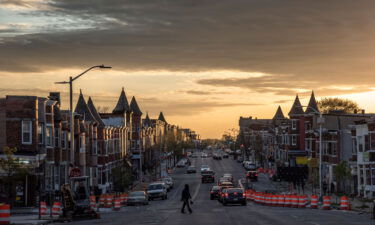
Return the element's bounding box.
[201,153,208,158]
[146,183,168,200]
[186,166,197,173]
[237,156,244,163]
[162,177,174,191]
[126,191,149,206]
[210,186,221,200]
[201,170,215,183]
[222,153,229,158]
[221,188,247,206]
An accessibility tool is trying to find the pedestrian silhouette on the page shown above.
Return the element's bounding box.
[181,184,192,214]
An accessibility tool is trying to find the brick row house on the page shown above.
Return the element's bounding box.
[239,91,372,195]
[0,88,198,206]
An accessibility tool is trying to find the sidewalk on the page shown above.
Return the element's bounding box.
[10,215,54,225]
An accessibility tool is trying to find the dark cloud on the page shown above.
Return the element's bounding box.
[196,75,374,96]
[1,0,375,96]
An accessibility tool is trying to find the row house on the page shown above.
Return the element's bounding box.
[240,92,372,194]
[353,119,375,198]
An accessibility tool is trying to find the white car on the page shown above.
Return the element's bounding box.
[162,177,174,191]
[147,182,168,200]
[201,165,210,172]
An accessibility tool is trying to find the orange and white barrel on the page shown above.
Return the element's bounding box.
[310,195,318,209]
[340,196,349,210]
[0,204,10,225]
[298,195,307,208]
[52,202,62,218]
[99,195,105,207]
[90,195,97,211]
[105,194,113,208]
[278,195,285,207]
[291,195,298,208]
[323,196,331,210]
[39,201,47,217]
[113,197,121,211]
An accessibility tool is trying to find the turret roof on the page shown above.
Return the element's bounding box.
[273,106,286,120]
[113,87,130,114]
[130,96,142,116]
[87,97,105,126]
[288,95,305,116]
[158,111,167,123]
[75,90,97,123]
[305,91,320,114]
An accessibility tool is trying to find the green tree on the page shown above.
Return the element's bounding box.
[112,164,133,192]
[333,161,351,193]
[0,147,30,205]
[318,97,361,114]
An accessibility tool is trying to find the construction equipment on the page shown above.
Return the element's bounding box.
[60,176,99,220]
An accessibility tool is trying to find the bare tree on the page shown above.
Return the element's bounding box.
[97,106,110,113]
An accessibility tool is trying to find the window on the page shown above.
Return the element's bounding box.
[92,139,98,155]
[291,135,297,146]
[37,123,44,144]
[61,131,66,149]
[352,138,357,155]
[46,126,53,147]
[291,120,297,130]
[22,120,32,144]
[371,133,375,150]
[54,128,60,148]
[365,135,370,151]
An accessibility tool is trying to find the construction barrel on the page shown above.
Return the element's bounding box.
[40,201,47,217]
[0,204,10,225]
[340,196,349,210]
[90,195,97,211]
[52,202,63,218]
[323,196,331,210]
[113,197,122,211]
[310,195,318,209]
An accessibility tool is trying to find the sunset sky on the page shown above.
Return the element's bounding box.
[1,0,375,138]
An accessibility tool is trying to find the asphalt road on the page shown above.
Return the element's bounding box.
[61,151,375,225]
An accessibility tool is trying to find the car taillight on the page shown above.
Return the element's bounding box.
[255,174,258,176]
[210,191,214,193]
[225,193,229,197]
[234,192,238,195]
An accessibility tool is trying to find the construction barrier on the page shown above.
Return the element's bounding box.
[90,196,97,211]
[52,202,62,218]
[277,195,284,207]
[284,195,291,207]
[298,195,307,208]
[40,201,47,217]
[113,197,122,211]
[340,196,349,210]
[99,195,106,207]
[105,194,113,208]
[310,195,318,209]
[291,195,299,208]
[323,196,331,210]
[0,204,10,225]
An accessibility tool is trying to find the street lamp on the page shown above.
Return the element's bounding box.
[299,105,324,197]
[55,65,111,178]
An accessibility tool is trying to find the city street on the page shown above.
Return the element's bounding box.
[60,152,374,225]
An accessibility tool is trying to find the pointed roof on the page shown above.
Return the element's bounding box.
[305,91,320,114]
[143,112,151,127]
[112,87,130,114]
[158,111,167,123]
[74,90,96,123]
[273,106,285,120]
[87,97,105,126]
[130,96,142,116]
[288,94,304,116]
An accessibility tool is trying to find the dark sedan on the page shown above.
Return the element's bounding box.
[221,188,247,206]
[210,186,221,200]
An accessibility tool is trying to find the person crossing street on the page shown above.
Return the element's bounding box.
[181,184,193,214]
